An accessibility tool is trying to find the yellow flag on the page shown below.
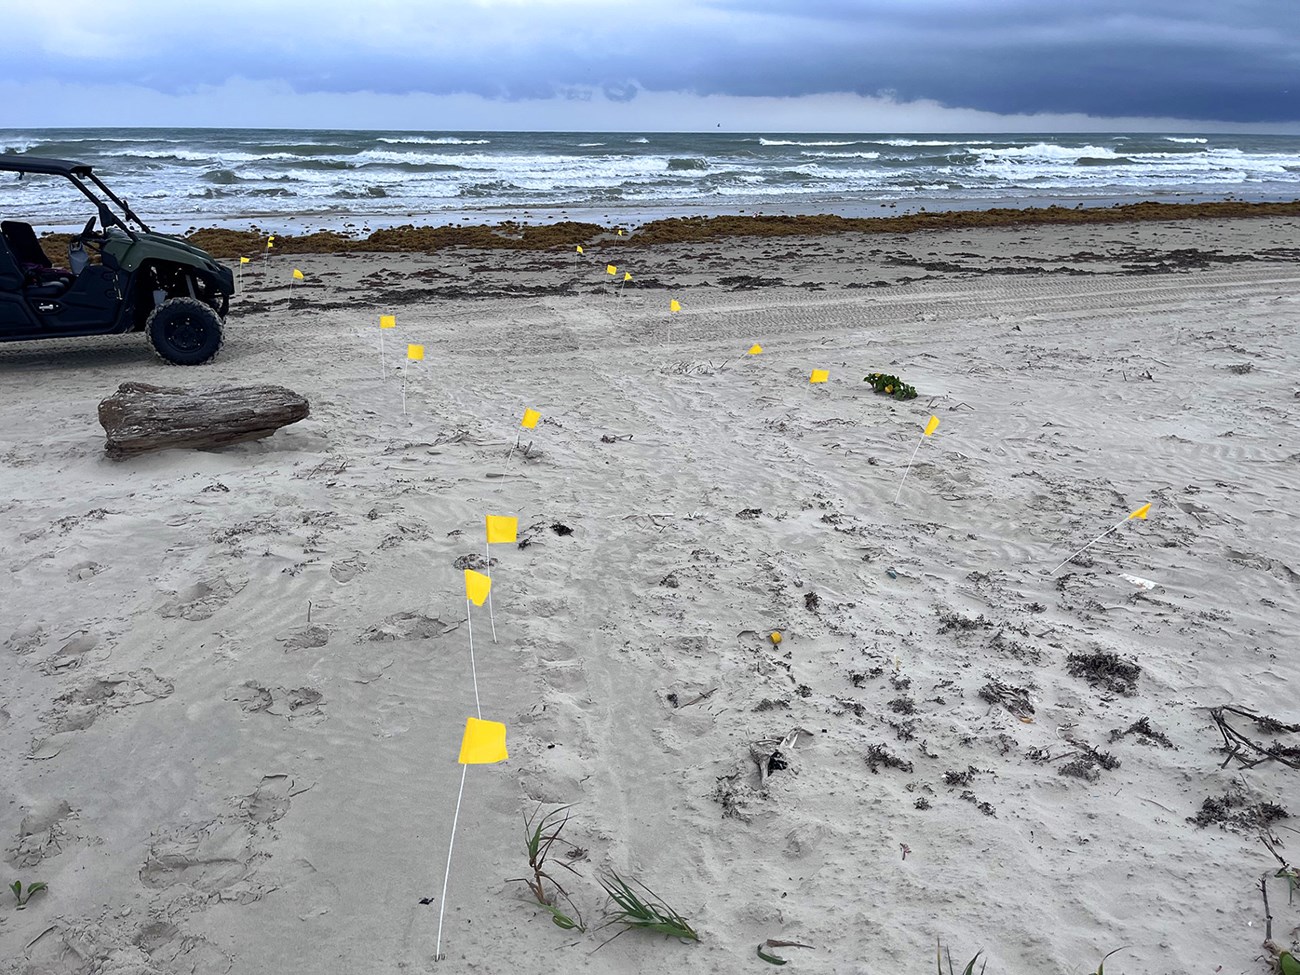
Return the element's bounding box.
[380,315,395,329]
[1129,503,1151,520]
[464,568,491,606]
[576,245,583,254]
[486,514,518,544]
[606,264,617,275]
[669,299,681,313]
[267,236,275,249]
[924,415,940,436]
[623,272,632,281]
[458,716,508,764]
[810,369,829,383]
[239,257,250,264]
[748,344,763,355]
[407,344,424,361]
[292,268,304,281]
[617,229,624,236]
[521,408,541,429]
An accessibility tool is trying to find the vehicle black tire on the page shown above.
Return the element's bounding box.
[146,297,224,365]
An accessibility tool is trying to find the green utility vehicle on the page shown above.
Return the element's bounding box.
[0,156,234,364]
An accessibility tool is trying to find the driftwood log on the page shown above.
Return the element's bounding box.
[98,382,310,459]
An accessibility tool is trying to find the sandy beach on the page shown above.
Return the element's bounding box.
[2,214,1298,974]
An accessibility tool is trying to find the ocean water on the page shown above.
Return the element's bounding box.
[1,128,1298,233]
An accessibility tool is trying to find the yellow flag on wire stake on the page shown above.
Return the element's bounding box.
[401,344,424,415]
[237,256,249,290]
[894,414,942,503]
[464,568,491,606]
[670,299,681,313]
[292,268,304,281]
[240,256,250,264]
[436,715,508,959]
[1050,502,1153,574]
[458,716,508,764]
[576,245,584,254]
[810,369,829,384]
[516,408,541,453]
[482,514,517,642]
[377,315,395,380]
[606,264,617,275]
[748,344,763,355]
[486,515,518,545]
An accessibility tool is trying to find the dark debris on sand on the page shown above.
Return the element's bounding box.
[1066,649,1141,696]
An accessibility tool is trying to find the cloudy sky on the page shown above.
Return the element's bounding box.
[3,0,1297,131]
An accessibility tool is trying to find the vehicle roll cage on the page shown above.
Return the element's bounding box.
[0,156,149,240]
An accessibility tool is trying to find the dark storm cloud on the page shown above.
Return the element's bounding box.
[6,0,1298,122]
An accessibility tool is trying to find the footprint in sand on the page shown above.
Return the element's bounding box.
[42,629,107,674]
[47,669,175,733]
[140,817,318,907]
[158,576,248,621]
[238,774,308,824]
[135,922,233,975]
[359,612,455,642]
[225,681,325,717]
[139,820,264,900]
[275,624,331,652]
[7,798,81,867]
[329,555,367,583]
[4,621,47,654]
[66,560,106,582]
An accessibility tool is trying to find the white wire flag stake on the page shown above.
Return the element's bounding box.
[402,344,424,416]
[434,570,504,962]
[894,415,940,502]
[483,515,518,644]
[379,314,395,378]
[1050,503,1152,574]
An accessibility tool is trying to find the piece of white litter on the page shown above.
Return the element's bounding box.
[1120,573,1157,590]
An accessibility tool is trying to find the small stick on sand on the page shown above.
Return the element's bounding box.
[676,687,718,709]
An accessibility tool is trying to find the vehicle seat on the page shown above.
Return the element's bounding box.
[1,220,76,292]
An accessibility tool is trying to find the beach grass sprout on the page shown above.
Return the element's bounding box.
[597,870,698,945]
[508,804,585,932]
[10,880,47,910]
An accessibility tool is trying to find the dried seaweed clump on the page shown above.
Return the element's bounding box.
[1058,745,1121,782]
[1108,716,1175,748]
[866,743,913,774]
[1066,649,1141,696]
[1188,786,1288,833]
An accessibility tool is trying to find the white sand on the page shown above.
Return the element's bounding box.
[2,218,1299,974]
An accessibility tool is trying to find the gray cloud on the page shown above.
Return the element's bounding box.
[3,0,1297,123]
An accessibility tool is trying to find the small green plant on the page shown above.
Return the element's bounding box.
[597,870,698,946]
[10,880,47,910]
[1089,947,1126,974]
[936,941,985,975]
[865,372,918,400]
[508,804,585,932]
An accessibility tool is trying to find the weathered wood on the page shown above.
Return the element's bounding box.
[98,382,310,459]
